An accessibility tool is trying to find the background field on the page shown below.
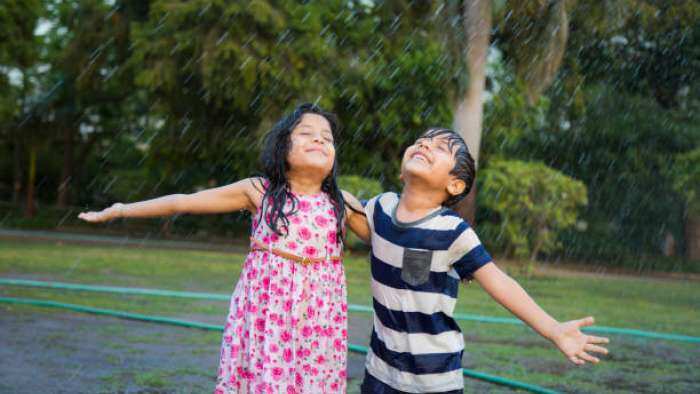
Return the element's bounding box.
[2,240,698,393]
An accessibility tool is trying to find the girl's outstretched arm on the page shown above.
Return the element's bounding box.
[341,190,370,243]
[472,263,610,365]
[78,177,264,223]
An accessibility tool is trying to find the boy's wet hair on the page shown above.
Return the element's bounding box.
[419,127,476,207]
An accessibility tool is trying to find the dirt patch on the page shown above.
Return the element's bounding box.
[1,307,219,393]
[1,306,375,393]
[1,305,523,393]
[8,303,695,393]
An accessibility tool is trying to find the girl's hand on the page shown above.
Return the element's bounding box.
[550,316,610,365]
[78,203,124,223]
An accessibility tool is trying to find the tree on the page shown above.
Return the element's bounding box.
[37,0,139,208]
[542,0,700,262]
[128,0,346,195]
[0,0,42,212]
[128,0,459,194]
[567,0,700,109]
[451,0,580,222]
[329,1,457,185]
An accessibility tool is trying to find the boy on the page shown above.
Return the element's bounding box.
[359,128,609,393]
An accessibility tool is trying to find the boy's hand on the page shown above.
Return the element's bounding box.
[550,316,609,365]
[78,203,124,223]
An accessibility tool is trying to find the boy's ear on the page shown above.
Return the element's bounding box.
[447,178,466,197]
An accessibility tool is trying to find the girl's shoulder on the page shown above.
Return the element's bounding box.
[245,177,268,195]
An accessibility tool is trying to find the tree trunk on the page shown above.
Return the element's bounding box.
[25,145,37,218]
[452,0,492,224]
[58,125,75,208]
[12,135,23,204]
[530,227,546,262]
[686,214,700,261]
[520,0,574,105]
[453,183,478,225]
[57,126,75,208]
[161,218,173,238]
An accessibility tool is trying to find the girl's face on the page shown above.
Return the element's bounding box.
[286,113,336,176]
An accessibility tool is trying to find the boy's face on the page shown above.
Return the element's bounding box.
[400,133,466,200]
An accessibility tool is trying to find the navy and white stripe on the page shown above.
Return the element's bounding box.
[363,192,493,393]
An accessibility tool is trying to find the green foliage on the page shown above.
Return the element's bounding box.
[569,0,700,109]
[481,51,549,166]
[0,0,41,122]
[2,0,700,269]
[0,0,41,67]
[334,14,457,188]
[515,87,699,262]
[337,175,382,201]
[478,159,588,262]
[125,1,458,193]
[671,148,700,215]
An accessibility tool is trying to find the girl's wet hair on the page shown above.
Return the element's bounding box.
[255,103,346,243]
[419,127,476,207]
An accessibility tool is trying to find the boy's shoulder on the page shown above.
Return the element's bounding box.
[371,193,475,240]
[366,191,397,205]
[363,192,397,216]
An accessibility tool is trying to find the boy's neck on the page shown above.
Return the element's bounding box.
[396,182,445,223]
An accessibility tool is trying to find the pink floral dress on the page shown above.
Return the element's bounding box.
[215,188,348,394]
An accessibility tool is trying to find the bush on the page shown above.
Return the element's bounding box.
[478,159,588,268]
[337,175,383,202]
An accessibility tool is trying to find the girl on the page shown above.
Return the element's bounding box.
[79,103,370,393]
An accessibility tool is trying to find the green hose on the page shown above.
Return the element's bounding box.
[0,295,559,394]
[0,278,231,301]
[0,296,224,331]
[2,278,698,344]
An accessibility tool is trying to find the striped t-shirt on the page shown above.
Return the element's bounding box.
[363,192,493,393]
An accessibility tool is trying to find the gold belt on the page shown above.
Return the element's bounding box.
[249,237,343,266]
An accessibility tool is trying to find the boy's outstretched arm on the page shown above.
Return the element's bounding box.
[341,190,370,243]
[472,263,610,365]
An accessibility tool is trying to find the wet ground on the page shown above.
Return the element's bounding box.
[1,307,510,394]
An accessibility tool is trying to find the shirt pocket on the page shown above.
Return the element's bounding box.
[400,248,433,286]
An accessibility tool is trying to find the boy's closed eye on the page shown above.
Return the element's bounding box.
[417,136,452,153]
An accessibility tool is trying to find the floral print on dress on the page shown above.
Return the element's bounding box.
[215,186,347,394]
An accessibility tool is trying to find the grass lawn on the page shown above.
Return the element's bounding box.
[1,240,699,393]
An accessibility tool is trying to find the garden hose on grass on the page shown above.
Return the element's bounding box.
[1,278,698,344]
[0,295,559,394]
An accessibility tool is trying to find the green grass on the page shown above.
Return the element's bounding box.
[1,240,697,335]
[1,240,699,393]
[99,368,211,393]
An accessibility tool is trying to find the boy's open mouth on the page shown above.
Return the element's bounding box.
[410,151,431,164]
